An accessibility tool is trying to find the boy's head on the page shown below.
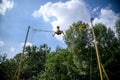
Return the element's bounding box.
[57,26,60,29]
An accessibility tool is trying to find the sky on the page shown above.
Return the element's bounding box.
[0,0,120,59]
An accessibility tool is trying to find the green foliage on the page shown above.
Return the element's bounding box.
[0,54,7,62]
[64,21,96,80]
[64,21,120,80]
[39,48,84,80]
[0,54,19,80]
[0,44,51,80]
[21,44,51,80]
[64,21,89,51]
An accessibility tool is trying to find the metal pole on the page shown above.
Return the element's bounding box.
[90,18,103,80]
[13,26,30,80]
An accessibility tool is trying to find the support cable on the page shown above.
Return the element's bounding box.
[32,28,54,32]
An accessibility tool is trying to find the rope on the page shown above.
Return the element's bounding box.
[32,28,54,32]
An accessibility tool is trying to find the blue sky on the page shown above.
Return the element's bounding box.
[0,0,120,58]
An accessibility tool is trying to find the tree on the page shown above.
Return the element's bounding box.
[0,54,7,63]
[39,48,85,80]
[64,21,120,80]
[64,21,93,79]
[20,44,51,80]
[0,54,7,80]
[0,53,19,80]
[0,44,51,80]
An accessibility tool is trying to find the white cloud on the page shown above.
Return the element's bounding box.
[9,47,15,53]
[26,42,33,47]
[33,0,90,40]
[19,42,33,47]
[0,0,14,15]
[7,47,16,59]
[93,8,119,31]
[92,7,99,12]
[0,40,5,46]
